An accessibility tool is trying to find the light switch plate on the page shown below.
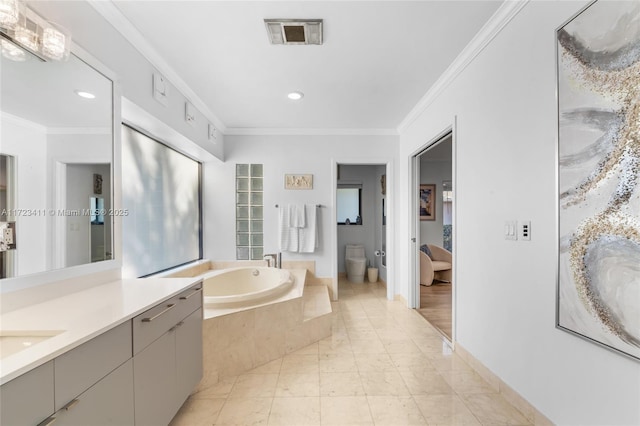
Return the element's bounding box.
[185,101,196,126]
[152,73,168,107]
[208,123,217,142]
[505,220,517,241]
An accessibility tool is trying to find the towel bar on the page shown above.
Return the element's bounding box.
[275,204,323,208]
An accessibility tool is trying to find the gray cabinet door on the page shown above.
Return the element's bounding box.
[54,360,134,426]
[176,307,203,402]
[133,330,177,426]
[0,361,54,426]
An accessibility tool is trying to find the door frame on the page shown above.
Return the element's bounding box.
[331,157,394,301]
[52,159,111,270]
[409,122,457,344]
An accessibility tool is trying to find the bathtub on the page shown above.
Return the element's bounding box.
[201,267,294,308]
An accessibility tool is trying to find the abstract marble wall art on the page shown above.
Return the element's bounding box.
[557,0,640,361]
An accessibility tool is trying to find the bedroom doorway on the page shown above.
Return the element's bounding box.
[412,131,454,341]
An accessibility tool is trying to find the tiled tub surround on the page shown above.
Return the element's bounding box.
[197,269,333,392]
[163,262,332,392]
[0,277,201,385]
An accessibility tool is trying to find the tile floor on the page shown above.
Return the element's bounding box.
[170,279,532,425]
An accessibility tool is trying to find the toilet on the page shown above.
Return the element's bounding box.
[345,244,367,283]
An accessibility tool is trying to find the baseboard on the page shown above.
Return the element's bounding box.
[454,344,554,425]
[394,293,408,306]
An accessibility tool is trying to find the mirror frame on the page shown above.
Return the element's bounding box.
[1,43,122,294]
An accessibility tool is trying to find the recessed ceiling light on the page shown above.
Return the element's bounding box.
[288,91,304,100]
[75,90,95,99]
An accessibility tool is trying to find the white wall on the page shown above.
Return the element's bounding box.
[398,2,639,424]
[204,134,397,279]
[0,116,47,276]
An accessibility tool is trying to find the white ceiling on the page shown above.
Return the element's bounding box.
[110,1,502,133]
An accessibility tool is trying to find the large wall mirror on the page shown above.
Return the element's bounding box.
[0,49,114,280]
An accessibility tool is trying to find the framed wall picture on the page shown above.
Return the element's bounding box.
[419,184,435,221]
[284,174,313,190]
[93,173,103,195]
[556,0,640,361]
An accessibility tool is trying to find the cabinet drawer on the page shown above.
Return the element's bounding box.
[54,321,132,411]
[54,359,134,426]
[176,282,203,319]
[132,283,202,355]
[0,361,54,426]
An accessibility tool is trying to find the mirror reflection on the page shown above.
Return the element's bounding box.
[0,49,113,279]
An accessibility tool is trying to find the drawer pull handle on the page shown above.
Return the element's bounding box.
[63,399,80,411]
[37,416,56,426]
[180,288,202,300]
[142,303,176,322]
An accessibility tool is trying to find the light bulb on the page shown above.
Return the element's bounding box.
[1,39,27,61]
[0,0,20,30]
[42,26,65,59]
[15,24,38,51]
[41,22,70,61]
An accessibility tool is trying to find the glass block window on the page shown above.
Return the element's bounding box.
[236,164,263,260]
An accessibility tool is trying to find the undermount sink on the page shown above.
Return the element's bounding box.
[0,330,64,359]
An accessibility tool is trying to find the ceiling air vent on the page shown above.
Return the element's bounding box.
[264,19,323,45]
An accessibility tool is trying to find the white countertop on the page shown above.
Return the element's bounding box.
[0,277,201,385]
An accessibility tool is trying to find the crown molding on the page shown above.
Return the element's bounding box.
[46,127,112,135]
[225,127,399,136]
[87,0,227,134]
[1,112,47,132]
[397,0,530,134]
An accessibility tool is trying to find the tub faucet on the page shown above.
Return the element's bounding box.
[263,253,282,268]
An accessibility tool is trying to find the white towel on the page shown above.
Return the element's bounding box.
[288,204,306,228]
[279,206,299,252]
[298,204,318,253]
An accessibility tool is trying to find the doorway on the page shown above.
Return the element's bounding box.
[413,132,454,341]
[332,160,393,301]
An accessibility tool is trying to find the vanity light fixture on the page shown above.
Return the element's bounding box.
[75,90,96,99]
[0,0,71,62]
[287,91,304,101]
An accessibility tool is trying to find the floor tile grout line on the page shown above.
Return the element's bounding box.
[180,278,533,425]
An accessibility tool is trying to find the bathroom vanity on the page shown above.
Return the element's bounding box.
[0,278,202,426]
